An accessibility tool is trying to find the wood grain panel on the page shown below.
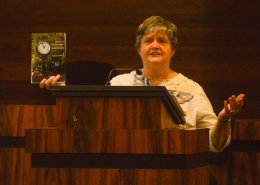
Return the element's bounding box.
[55,97,178,129]
[0,149,24,185]
[0,104,21,136]
[25,129,209,154]
[0,104,55,136]
[0,104,53,185]
[232,152,260,185]
[232,120,260,140]
[210,162,229,185]
[23,167,209,185]
[231,119,260,185]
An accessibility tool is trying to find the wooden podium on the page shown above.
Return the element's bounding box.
[25,86,210,185]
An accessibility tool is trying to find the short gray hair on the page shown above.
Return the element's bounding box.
[135,16,178,51]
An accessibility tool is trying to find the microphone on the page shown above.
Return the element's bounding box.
[105,68,117,86]
[105,68,132,85]
[105,68,147,86]
[136,69,142,75]
[135,69,150,86]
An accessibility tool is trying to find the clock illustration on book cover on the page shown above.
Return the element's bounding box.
[37,41,51,55]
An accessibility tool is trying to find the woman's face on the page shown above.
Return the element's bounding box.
[138,31,174,66]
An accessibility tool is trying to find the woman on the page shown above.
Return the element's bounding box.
[110,16,245,152]
[40,16,245,152]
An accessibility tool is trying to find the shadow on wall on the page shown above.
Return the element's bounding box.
[65,60,115,85]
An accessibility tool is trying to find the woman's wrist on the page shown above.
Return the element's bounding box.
[218,114,231,124]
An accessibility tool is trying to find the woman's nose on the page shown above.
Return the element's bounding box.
[151,41,159,48]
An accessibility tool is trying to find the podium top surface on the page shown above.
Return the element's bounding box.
[49,85,186,124]
[49,85,179,98]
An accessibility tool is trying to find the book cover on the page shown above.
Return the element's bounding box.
[31,32,66,84]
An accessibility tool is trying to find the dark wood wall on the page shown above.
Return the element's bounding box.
[0,1,260,185]
[0,0,260,118]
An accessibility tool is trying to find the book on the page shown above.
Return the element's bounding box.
[31,32,66,84]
